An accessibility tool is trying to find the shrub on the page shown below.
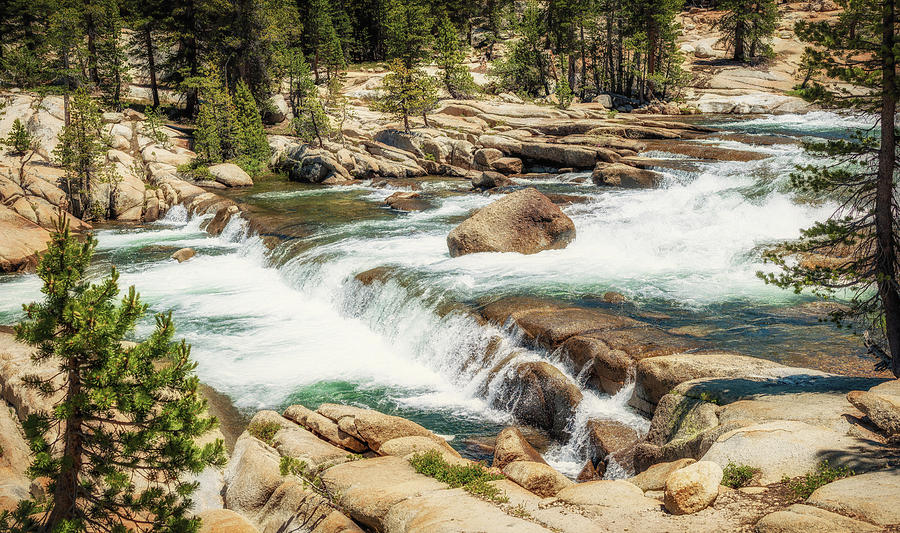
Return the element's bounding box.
[409,450,507,502]
[248,420,282,446]
[785,461,853,500]
[721,462,759,488]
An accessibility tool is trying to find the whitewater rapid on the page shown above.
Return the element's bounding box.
[0,112,864,477]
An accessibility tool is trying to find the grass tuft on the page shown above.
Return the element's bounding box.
[247,420,281,446]
[409,450,508,503]
[721,462,760,488]
[784,460,853,500]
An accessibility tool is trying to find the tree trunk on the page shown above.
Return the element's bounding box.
[144,26,160,108]
[45,368,83,529]
[734,20,746,62]
[86,12,100,84]
[875,0,900,377]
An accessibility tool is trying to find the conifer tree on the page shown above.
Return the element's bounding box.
[53,89,114,220]
[2,118,38,184]
[291,53,332,147]
[193,72,237,164]
[763,0,900,376]
[0,219,225,533]
[384,0,432,70]
[233,79,271,171]
[717,0,779,62]
[374,59,438,132]
[435,16,477,99]
[93,0,132,111]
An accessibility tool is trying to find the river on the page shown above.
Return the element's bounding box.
[0,111,879,477]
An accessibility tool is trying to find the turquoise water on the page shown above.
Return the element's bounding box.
[0,111,878,474]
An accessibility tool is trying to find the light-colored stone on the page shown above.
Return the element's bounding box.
[492,427,547,469]
[629,458,697,492]
[447,188,576,257]
[502,460,573,497]
[208,163,253,187]
[806,470,900,526]
[171,248,196,263]
[592,162,663,188]
[664,460,722,515]
[847,379,900,436]
[0,204,51,272]
[555,479,660,514]
[197,509,259,533]
[755,504,880,533]
[701,420,882,485]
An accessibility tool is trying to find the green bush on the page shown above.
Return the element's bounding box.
[248,420,281,446]
[409,450,507,502]
[721,462,759,488]
[785,461,853,500]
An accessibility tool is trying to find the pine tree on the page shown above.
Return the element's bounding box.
[53,89,114,220]
[384,0,432,70]
[762,0,900,376]
[490,2,550,96]
[94,0,132,111]
[0,219,226,532]
[373,59,438,133]
[2,118,38,185]
[717,0,779,62]
[232,79,271,172]
[193,72,237,164]
[435,16,477,99]
[291,52,333,147]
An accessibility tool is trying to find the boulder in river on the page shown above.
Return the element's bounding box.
[493,361,583,439]
[471,171,511,190]
[171,248,196,263]
[492,427,547,469]
[592,162,662,188]
[446,187,575,257]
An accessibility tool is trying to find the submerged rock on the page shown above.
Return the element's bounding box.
[447,188,575,257]
[383,191,430,212]
[471,170,511,190]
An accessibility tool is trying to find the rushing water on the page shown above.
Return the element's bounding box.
[0,112,879,477]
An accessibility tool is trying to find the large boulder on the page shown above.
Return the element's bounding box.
[663,460,722,515]
[516,142,598,169]
[208,163,253,187]
[586,419,640,469]
[629,352,788,414]
[288,149,353,184]
[474,148,503,168]
[847,379,900,436]
[493,361,583,439]
[592,163,662,188]
[262,94,290,124]
[806,470,900,526]
[701,420,880,485]
[471,171,511,190]
[491,157,523,174]
[628,458,696,492]
[502,460,573,497]
[0,205,51,272]
[447,188,575,257]
[492,427,547,469]
[352,410,457,455]
[223,434,284,516]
